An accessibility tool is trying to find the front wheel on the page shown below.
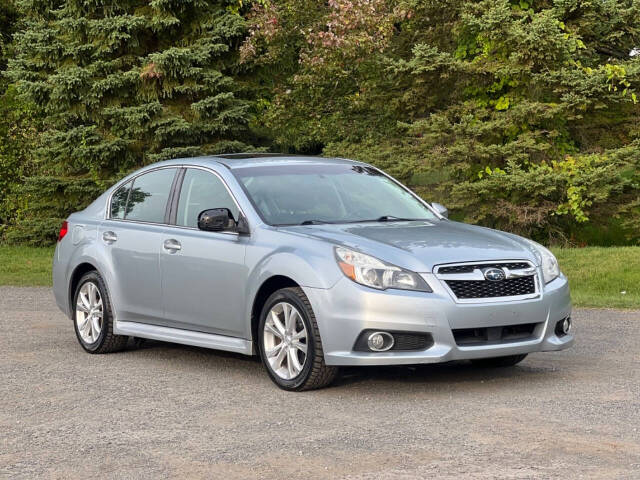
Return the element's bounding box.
[470,354,528,368]
[258,287,338,391]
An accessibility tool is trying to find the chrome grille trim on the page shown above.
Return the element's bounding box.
[434,260,540,304]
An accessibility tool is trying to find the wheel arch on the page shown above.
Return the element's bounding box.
[68,262,100,318]
[243,245,342,349]
[250,275,300,353]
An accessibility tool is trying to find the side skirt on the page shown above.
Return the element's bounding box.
[114,321,253,355]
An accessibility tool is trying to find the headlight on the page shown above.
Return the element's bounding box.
[334,246,432,292]
[525,240,560,284]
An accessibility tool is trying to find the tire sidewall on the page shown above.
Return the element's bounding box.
[258,289,317,390]
[73,272,109,353]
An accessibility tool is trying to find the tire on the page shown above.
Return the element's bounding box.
[470,354,528,368]
[72,271,128,354]
[258,287,338,391]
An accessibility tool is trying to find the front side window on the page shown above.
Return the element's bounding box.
[233,164,437,226]
[176,168,239,228]
[123,168,176,223]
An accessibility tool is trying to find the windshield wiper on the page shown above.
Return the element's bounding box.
[299,217,423,225]
[345,216,421,223]
[299,219,333,225]
[375,215,421,222]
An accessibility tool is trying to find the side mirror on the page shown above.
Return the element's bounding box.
[198,208,233,232]
[197,208,250,235]
[431,202,448,218]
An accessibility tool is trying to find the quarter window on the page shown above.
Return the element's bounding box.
[176,169,239,228]
[123,168,176,224]
[110,181,131,219]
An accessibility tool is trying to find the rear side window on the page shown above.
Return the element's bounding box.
[176,168,239,228]
[123,168,176,224]
[110,181,132,219]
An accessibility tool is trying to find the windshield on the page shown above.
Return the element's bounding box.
[233,164,438,226]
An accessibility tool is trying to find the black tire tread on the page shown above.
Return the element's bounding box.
[284,287,338,391]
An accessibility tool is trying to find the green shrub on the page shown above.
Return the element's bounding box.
[4,0,252,244]
[242,0,640,245]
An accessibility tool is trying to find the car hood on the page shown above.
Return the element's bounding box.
[278,220,538,272]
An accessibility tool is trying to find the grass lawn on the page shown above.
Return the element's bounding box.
[553,247,640,309]
[0,245,638,309]
[0,246,55,287]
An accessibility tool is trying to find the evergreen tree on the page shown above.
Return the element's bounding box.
[4,0,640,245]
[6,0,250,244]
[0,0,17,85]
[0,0,38,239]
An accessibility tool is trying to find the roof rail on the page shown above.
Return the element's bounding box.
[213,152,306,160]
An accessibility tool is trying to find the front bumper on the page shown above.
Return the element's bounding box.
[304,272,573,366]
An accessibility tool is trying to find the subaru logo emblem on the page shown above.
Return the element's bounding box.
[483,267,506,282]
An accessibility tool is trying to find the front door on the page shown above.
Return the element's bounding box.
[160,167,248,337]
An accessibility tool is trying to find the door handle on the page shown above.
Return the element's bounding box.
[163,239,182,253]
[102,231,118,244]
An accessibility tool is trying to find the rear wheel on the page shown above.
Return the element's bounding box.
[470,354,527,368]
[258,287,338,391]
[73,271,127,353]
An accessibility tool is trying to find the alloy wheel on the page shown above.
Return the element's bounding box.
[75,281,103,344]
[262,302,308,380]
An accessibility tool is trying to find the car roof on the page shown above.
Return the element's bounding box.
[110,154,371,190]
[208,153,366,169]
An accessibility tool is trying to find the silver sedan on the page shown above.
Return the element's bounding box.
[52,154,573,390]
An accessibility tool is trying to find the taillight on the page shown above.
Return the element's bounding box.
[57,221,69,242]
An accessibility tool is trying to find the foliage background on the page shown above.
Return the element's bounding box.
[1,0,639,246]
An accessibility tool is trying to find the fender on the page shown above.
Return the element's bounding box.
[242,242,342,338]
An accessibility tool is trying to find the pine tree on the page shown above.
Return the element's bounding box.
[6,0,250,244]
[0,0,37,237]
[0,0,17,84]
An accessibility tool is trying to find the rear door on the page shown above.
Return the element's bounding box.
[99,167,178,324]
[160,167,248,337]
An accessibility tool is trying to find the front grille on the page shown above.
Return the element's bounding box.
[446,276,535,299]
[452,323,538,346]
[438,262,530,274]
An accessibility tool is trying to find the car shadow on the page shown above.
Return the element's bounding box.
[127,337,261,363]
[128,338,558,390]
[332,361,552,389]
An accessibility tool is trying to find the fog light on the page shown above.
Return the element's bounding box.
[367,332,394,352]
[555,317,572,336]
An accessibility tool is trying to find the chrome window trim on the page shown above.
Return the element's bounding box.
[433,260,541,304]
[104,163,249,237]
[105,165,179,222]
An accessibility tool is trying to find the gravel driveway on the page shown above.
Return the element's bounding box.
[1,287,639,479]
